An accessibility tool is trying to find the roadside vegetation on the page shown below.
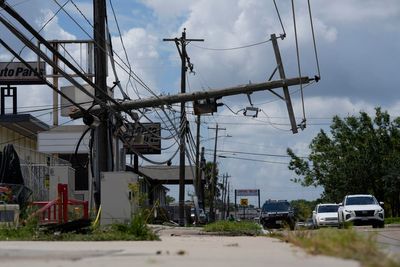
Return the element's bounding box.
[203,220,263,236]
[281,228,399,267]
[0,211,158,241]
[385,217,400,224]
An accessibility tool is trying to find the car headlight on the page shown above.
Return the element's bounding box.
[375,209,384,215]
[344,210,355,216]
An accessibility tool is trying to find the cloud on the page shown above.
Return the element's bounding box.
[37,9,76,40]
[109,27,161,98]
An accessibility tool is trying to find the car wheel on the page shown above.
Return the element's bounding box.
[372,223,378,228]
[338,215,343,229]
[378,221,385,228]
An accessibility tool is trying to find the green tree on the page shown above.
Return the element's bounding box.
[165,195,175,205]
[203,161,219,219]
[290,199,318,221]
[287,108,400,216]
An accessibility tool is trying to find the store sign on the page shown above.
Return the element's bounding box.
[0,62,46,85]
[125,123,161,155]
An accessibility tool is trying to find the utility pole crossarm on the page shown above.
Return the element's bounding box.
[70,77,310,118]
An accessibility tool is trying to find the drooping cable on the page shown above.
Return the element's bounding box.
[61,0,159,98]
[108,0,134,95]
[105,20,130,100]
[191,38,271,51]
[3,0,70,68]
[72,126,91,168]
[273,0,286,37]
[291,0,306,124]
[307,0,321,79]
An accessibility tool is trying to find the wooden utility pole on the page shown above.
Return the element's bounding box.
[208,124,226,222]
[222,173,230,220]
[93,0,109,209]
[164,29,204,226]
[70,77,310,119]
[195,115,202,207]
[271,33,298,133]
[52,42,59,126]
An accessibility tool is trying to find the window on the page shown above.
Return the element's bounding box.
[345,196,376,205]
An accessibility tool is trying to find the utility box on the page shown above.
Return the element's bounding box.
[0,204,20,226]
[100,172,138,225]
[49,166,75,200]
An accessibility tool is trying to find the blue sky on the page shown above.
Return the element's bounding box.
[1,0,400,205]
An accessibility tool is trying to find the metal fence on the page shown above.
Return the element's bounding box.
[14,145,71,201]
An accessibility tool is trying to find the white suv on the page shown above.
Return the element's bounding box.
[312,204,339,228]
[338,194,384,228]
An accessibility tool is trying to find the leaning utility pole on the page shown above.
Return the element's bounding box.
[271,33,297,133]
[208,124,226,222]
[163,29,204,226]
[93,0,109,209]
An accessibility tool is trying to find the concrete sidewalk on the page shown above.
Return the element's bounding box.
[0,234,358,267]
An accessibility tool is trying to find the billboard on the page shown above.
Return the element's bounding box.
[0,62,46,85]
[235,189,259,197]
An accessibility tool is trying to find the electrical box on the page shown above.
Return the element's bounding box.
[100,171,138,225]
[49,166,75,200]
[0,204,20,226]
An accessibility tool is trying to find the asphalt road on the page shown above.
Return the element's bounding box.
[0,227,358,267]
[354,225,400,261]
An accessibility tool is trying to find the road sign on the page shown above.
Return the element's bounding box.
[0,62,46,85]
[240,198,248,206]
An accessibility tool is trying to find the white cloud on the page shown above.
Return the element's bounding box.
[109,27,160,98]
[141,0,193,19]
[315,0,400,25]
[37,9,76,40]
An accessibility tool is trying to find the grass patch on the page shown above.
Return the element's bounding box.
[203,220,263,236]
[385,217,400,224]
[282,228,399,267]
[0,212,159,241]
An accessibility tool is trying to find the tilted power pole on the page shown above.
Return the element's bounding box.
[163,29,204,226]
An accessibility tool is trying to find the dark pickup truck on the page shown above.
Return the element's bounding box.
[259,200,295,230]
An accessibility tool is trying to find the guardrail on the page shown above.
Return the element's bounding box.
[30,183,88,224]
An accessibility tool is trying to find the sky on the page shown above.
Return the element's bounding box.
[0,0,399,205]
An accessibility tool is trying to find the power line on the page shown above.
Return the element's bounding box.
[273,0,286,37]
[3,0,70,68]
[205,148,307,159]
[216,154,289,165]
[191,38,271,51]
[108,0,134,97]
[291,0,306,123]
[63,0,184,151]
[307,0,321,79]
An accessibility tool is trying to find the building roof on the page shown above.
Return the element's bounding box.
[38,125,90,154]
[132,165,202,185]
[0,114,49,139]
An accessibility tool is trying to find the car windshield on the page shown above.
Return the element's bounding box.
[317,205,339,213]
[345,196,376,205]
[262,201,290,212]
